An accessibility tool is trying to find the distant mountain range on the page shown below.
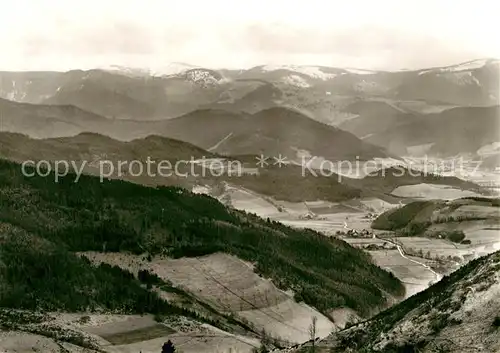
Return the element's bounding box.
[1,58,497,119]
[1,58,498,160]
[102,59,499,108]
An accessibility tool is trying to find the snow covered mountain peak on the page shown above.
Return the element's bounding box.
[418,58,499,76]
[260,65,338,80]
[151,62,200,77]
[101,62,201,77]
[182,68,226,87]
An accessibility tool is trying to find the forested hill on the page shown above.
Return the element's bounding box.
[0,158,403,317]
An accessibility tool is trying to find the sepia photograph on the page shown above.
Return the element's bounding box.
[0,1,499,352]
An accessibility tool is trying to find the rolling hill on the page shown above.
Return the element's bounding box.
[0,131,362,203]
[371,197,500,239]
[338,100,419,138]
[348,167,481,196]
[362,105,500,157]
[0,95,389,161]
[205,81,284,114]
[0,69,228,120]
[0,131,223,191]
[0,97,108,138]
[43,79,160,120]
[156,107,390,161]
[0,132,484,206]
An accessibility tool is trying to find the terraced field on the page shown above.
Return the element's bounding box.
[81,252,335,345]
[54,313,261,353]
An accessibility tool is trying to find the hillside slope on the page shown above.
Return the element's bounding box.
[349,167,480,193]
[0,96,390,161]
[0,158,404,319]
[338,101,415,138]
[0,69,208,120]
[307,250,500,353]
[0,132,362,203]
[372,197,500,238]
[157,107,389,161]
[1,132,486,207]
[363,106,500,156]
[2,132,485,208]
[395,58,500,106]
[0,222,258,352]
[0,97,107,138]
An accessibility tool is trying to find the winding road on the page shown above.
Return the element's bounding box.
[343,221,443,283]
[393,241,443,282]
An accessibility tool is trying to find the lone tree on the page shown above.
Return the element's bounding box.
[309,316,317,352]
[162,340,176,353]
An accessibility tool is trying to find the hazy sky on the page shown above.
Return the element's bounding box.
[1,0,498,71]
